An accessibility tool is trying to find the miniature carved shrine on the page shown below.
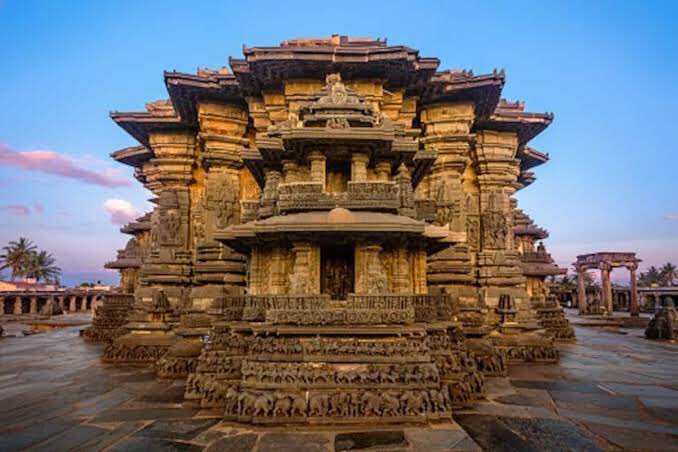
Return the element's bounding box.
[83,214,150,342]
[95,35,565,422]
[513,207,574,340]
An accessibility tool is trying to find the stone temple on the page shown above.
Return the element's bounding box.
[92,35,571,423]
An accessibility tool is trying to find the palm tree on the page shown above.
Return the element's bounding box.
[660,262,677,286]
[25,250,61,283]
[0,237,37,280]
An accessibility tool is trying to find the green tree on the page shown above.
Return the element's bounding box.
[639,266,661,287]
[0,237,37,280]
[25,250,61,284]
[659,262,677,286]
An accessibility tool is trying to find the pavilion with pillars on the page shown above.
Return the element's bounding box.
[575,252,641,316]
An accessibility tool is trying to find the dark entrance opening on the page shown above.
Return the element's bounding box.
[321,245,354,300]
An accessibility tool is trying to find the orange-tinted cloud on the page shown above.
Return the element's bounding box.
[2,204,31,216]
[665,214,678,221]
[0,143,130,187]
[103,199,139,225]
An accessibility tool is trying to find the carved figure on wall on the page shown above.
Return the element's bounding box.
[215,184,239,228]
[482,192,507,249]
[159,209,181,245]
[366,251,388,294]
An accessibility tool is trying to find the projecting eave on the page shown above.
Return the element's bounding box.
[214,209,439,253]
[164,70,246,125]
[475,112,553,146]
[111,145,154,168]
[229,41,439,97]
[522,262,567,277]
[420,70,505,118]
[110,111,191,148]
[518,146,549,171]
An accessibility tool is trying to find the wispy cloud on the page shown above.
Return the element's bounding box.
[1,204,31,216]
[665,214,678,221]
[33,202,44,214]
[0,143,131,187]
[103,199,139,225]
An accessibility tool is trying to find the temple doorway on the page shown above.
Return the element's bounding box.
[321,245,354,300]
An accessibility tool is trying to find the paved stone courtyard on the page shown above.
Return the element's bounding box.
[0,319,676,451]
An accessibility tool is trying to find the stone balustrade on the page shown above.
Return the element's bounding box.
[275,181,400,214]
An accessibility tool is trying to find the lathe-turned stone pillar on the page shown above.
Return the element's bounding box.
[282,160,300,183]
[57,296,66,312]
[627,262,639,316]
[308,151,327,188]
[69,295,77,312]
[29,296,37,315]
[14,296,22,315]
[81,296,89,312]
[351,153,369,182]
[375,160,391,181]
[600,262,613,316]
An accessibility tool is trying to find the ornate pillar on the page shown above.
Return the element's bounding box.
[57,296,65,312]
[81,295,89,311]
[577,267,587,314]
[599,262,613,316]
[0,296,4,315]
[270,247,291,295]
[350,153,369,182]
[355,244,388,294]
[259,170,281,218]
[391,247,411,293]
[45,296,55,315]
[69,295,77,312]
[375,160,391,181]
[29,297,37,315]
[14,296,22,315]
[308,151,327,188]
[474,130,525,309]
[627,262,639,316]
[419,102,476,293]
[282,160,299,183]
[288,242,320,294]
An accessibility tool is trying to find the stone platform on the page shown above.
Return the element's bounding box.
[0,323,677,451]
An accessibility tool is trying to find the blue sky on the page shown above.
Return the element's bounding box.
[0,0,676,286]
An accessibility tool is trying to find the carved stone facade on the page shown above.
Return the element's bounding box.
[97,35,566,423]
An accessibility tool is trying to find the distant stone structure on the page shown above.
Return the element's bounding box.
[0,285,107,317]
[94,35,567,422]
[574,252,641,316]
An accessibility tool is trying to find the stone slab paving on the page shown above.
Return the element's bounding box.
[0,321,676,451]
